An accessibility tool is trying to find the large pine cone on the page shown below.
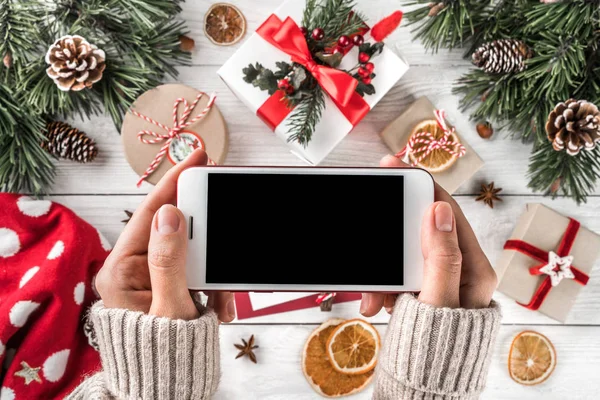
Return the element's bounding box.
[43,121,98,162]
[546,99,600,155]
[472,39,532,74]
[45,35,106,91]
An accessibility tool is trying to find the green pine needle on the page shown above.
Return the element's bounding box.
[406,0,600,202]
[0,0,190,194]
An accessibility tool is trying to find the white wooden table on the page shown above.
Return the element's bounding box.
[56,1,600,398]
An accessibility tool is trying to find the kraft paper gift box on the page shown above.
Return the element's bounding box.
[380,96,484,194]
[217,0,409,165]
[496,203,599,323]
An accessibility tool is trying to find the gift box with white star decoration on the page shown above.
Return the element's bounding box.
[497,203,600,323]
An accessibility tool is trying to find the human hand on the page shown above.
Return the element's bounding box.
[95,149,236,322]
[360,155,497,315]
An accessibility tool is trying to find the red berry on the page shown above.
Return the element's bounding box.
[362,76,372,85]
[332,46,343,54]
[300,27,308,36]
[365,62,375,72]
[358,67,370,78]
[338,35,351,48]
[352,34,364,46]
[277,79,290,91]
[311,28,325,41]
[358,52,370,63]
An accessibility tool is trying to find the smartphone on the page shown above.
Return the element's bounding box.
[177,167,434,292]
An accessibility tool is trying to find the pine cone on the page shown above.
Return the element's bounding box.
[42,121,98,162]
[472,39,532,74]
[45,35,106,91]
[546,99,600,155]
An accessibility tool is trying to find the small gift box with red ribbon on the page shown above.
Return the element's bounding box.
[380,96,484,194]
[497,203,600,323]
[217,0,409,165]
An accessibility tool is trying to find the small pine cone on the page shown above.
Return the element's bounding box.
[45,35,106,91]
[546,99,600,156]
[43,121,98,162]
[472,39,533,74]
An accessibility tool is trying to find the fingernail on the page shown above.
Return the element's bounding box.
[360,294,370,315]
[226,300,236,320]
[435,202,453,232]
[157,205,180,235]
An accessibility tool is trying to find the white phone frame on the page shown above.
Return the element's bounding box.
[177,166,434,292]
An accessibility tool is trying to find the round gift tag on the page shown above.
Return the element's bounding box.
[121,84,228,186]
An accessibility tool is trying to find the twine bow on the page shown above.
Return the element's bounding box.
[132,93,217,187]
[396,110,466,165]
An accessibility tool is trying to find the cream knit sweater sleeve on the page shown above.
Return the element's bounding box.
[67,301,220,400]
[373,294,502,400]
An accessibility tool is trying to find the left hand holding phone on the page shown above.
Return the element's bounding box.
[95,149,236,322]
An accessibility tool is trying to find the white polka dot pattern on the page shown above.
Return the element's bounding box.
[0,228,20,258]
[47,240,65,260]
[17,196,52,217]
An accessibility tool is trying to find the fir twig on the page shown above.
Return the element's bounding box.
[287,86,325,147]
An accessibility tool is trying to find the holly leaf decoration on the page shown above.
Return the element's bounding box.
[242,62,279,94]
[315,51,344,68]
[242,62,262,83]
[274,61,293,79]
[359,42,384,58]
[354,73,376,97]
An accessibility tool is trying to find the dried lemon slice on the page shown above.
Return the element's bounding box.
[326,319,380,375]
[302,319,374,397]
[204,3,246,46]
[509,331,557,386]
[407,119,462,173]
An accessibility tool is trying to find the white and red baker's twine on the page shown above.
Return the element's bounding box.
[396,109,466,165]
[315,292,336,305]
[132,93,217,187]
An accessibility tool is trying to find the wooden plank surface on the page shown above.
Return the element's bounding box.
[57,64,592,197]
[47,194,600,326]
[41,0,600,398]
[216,324,600,400]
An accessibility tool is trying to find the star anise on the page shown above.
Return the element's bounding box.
[235,335,258,363]
[476,182,503,208]
[121,210,133,224]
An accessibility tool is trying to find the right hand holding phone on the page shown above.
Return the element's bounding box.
[360,155,498,315]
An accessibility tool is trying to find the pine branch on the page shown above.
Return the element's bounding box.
[403,0,488,52]
[305,0,365,43]
[528,140,600,204]
[0,84,54,194]
[287,86,325,147]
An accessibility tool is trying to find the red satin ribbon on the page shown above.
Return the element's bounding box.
[255,15,370,131]
[503,218,589,311]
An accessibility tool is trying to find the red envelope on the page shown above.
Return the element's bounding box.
[235,292,362,320]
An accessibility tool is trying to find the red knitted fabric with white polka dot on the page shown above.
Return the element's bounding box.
[0,194,110,399]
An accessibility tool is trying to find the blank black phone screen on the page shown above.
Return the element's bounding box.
[206,172,404,285]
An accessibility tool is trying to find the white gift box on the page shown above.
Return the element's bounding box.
[217,0,409,165]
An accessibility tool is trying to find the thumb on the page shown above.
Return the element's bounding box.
[418,202,462,308]
[148,204,199,320]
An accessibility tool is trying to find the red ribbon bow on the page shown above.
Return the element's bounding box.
[504,218,589,311]
[256,15,370,130]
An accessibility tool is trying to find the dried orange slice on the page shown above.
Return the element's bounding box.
[204,3,246,46]
[326,319,380,375]
[302,319,374,398]
[509,331,557,385]
[408,120,462,173]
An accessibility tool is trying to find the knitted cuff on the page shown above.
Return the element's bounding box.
[374,294,501,400]
[90,301,220,400]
